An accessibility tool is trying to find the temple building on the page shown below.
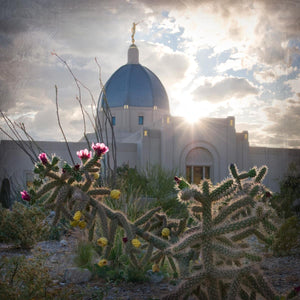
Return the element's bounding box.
[1,41,300,193]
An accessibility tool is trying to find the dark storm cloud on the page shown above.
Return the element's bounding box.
[193,77,258,103]
[264,98,300,138]
[0,80,16,111]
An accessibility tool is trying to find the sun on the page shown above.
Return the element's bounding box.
[178,101,213,123]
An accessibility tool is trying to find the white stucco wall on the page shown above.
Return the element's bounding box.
[249,147,300,192]
[0,140,87,192]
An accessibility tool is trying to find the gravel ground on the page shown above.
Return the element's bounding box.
[1,235,300,299]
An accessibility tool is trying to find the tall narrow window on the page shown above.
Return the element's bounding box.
[138,116,144,125]
[186,166,210,183]
[112,116,116,126]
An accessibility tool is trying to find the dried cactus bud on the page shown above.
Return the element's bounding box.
[70,220,79,227]
[162,227,170,237]
[78,220,87,229]
[131,238,141,248]
[73,211,82,221]
[98,259,108,267]
[97,237,108,247]
[110,189,121,199]
[152,263,160,272]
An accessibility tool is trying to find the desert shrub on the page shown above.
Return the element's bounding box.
[0,202,48,248]
[116,164,148,194]
[74,240,96,268]
[0,255,52,300]
[272,216,300,256]
[116,164,188,218]
[270,165,300,219]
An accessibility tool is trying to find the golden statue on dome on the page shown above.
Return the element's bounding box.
[131,22,137,44]
[131,21,142,44]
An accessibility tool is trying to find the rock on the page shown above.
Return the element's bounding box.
[60,239,68,247]
[64,267,92,284]
[146,270,164,283]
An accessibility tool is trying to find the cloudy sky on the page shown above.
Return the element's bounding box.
[0,0,300,148]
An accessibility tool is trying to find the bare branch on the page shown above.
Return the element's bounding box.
[55,85,75,165]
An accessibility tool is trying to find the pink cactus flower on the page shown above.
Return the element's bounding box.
[38,153,48,165]
[76,149,91,161]
[92,142,109,157]
[21,190,30,201]
[122,237,128,243]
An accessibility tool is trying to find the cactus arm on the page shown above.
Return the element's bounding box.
[141,244,154,267]
[134,207,161,226]
[136,228,170,249]
[255,272,276,300]
[42,186,61,206]
[36,180,60,199]
[104,218,119,257]
[151,250,164,262]
[210,216,261,236]
[87,188,110,196]
[231,228,270,245]
[261,219,277,233]
[167,256,177,275]
[211,243,247,260]
[213,197,256,225]
[210,179,235,200]
[172,231,203,252]
[95,201,109,237]
[161,271,208,300]
[254,166,267,183]
[175,218,187,236]
[215,236,235,247]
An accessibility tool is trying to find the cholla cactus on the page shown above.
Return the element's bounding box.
[163,164,282,300]
[27,150,295,299]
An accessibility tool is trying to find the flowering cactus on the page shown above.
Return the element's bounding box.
[20,190,31,201]
[28,145,295,299]
[92,142,109,156]
[38,153,49,165]
[76,149,91,162]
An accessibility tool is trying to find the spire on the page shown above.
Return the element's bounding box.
[128,22,140,64]
[127,44,139,64]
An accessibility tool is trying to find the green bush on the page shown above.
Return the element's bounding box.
[272,216,300,256]
[0,255,52,300]
[74,240,96,268]
[270,165,300,219]
[0,202,48,248]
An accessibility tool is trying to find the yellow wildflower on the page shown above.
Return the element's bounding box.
[93,173,99,180]
[97,237,108,247]
[152,263,160,272]
[131,238,141,248]
[110,189,121,200]
[98,259,108,267]
[78,220,87,229]
[70,220,79,227]
[73,211,82,221]
[161,227,170,237]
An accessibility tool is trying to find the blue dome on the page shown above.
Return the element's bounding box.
[99,45,169,111]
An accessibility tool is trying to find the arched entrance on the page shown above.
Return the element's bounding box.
[185,147,213,183]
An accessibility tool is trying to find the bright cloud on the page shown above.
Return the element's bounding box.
[1,0,300,148]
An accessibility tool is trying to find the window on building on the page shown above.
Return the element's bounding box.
[186,166,210,183]
[112,116,116,126]
[138,116,144,125]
